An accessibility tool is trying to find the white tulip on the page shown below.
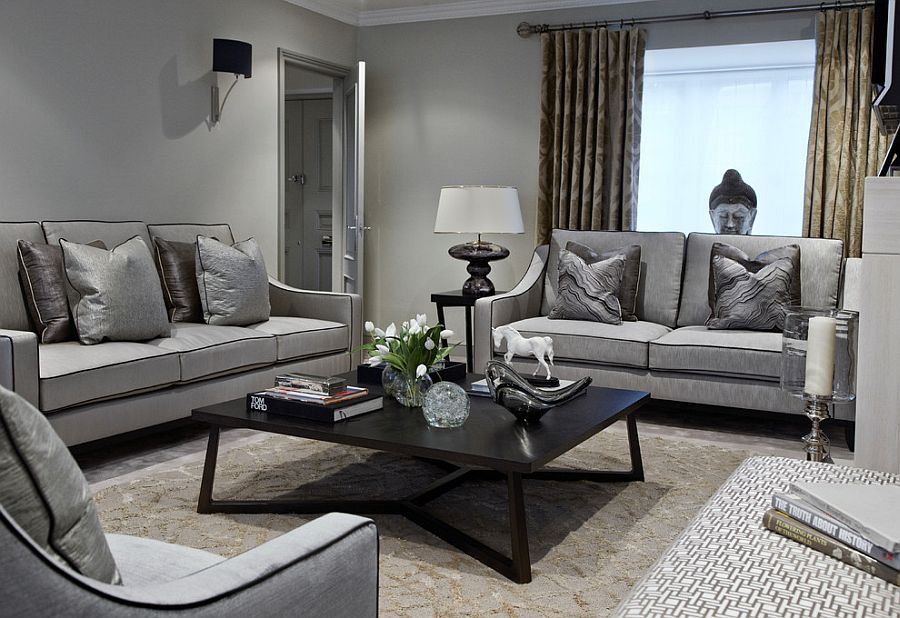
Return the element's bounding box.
[376,344,390,354]
[440,329,454,339]
[408,321,421,335]
[416,314,427,326]
[374,328,385,337]
[364,321,375,333]
[368,355,382,366]
[415,364,427,378]
[385,323,397,337]
[424,339,435,350]
[401,320,409,330]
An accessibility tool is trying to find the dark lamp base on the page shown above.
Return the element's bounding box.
[448,241,510,297]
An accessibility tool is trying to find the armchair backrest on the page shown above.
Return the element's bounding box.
[677,233,845,327]
[541,230,686,327]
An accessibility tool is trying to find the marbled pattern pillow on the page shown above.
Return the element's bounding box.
[565,241,642,321]
[707,242,801,318]
[707,253,796,331]
[549,250,624,324]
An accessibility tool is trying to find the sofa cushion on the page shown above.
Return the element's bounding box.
[0,222,45,331]
[246,316,349,361]
[503,316,671,369]
[41,220,152,250]
[147,223,235,246]
[566,241,642,321]
[106,534,224,587]
[649,325,783,381]
[39,342,181,411]
[548,250,624,324]
[17,240,105,343]
[0,386,121,584]
[153,238,203,323]
[195,236,271,326]
[146,323,276,382]
[60,237,170,345]
[678,233,843,327]
[542,230,685,328]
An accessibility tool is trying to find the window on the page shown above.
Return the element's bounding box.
[637,40,815,236]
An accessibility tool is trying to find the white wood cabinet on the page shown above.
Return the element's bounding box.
[855,177,900,473]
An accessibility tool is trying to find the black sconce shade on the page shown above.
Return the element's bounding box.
[213,39,252,78]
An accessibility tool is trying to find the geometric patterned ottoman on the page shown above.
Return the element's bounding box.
[614,456,900,618]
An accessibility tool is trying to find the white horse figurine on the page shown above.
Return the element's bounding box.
[492,325,555,380]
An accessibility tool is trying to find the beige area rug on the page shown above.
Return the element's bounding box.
[93,429,750,617]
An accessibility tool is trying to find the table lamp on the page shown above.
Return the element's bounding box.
[434,186,524,296]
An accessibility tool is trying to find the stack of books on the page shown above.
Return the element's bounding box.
[247,373,383,423]
[763,481,900,586]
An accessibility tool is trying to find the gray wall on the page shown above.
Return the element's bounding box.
[0,0,355,269]
[357,0,816,343]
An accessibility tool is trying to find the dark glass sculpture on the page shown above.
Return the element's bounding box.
[484,361,592,424]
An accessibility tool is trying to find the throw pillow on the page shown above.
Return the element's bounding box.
[549,249,624,324]
[17,240,106,344]
[706,242,801,318]
[153,237,203,323]
[565,241,642,321]
[60,236,170,345]
[195,236,270,326]
[707,253,796,331]
[0,385,121,584]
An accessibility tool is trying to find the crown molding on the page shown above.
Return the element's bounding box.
[286,0,653,27]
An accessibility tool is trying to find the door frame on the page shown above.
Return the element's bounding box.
[277,49,350,290]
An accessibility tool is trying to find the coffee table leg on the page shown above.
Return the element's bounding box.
[197,425,221,514]
[507,472,532,584]
[626,413,644,482]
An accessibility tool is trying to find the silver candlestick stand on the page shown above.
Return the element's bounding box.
[802,398,834,464]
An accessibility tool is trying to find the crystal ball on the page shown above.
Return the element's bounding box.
[422,382,470,428]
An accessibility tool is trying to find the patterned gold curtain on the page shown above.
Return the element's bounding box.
[804,7,888,257]
[536,28,647,244]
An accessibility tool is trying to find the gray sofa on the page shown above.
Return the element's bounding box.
[0,220,362,445]
[474,230,860,420]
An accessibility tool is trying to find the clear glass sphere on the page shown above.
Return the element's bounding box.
[422,382,470,428]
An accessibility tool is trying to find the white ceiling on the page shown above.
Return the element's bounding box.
[286,0,658,27]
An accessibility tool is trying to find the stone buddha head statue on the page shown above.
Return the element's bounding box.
[709,169,757,235]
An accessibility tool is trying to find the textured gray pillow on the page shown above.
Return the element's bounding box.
[195,236,270,326]
[61,236,170,345]
[565,241,642,321]
[0,386,121,584]
[706,242,801,319]
[707,253,796,331]
[549,249,624,324]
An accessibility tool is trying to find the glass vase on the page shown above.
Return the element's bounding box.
[382,365,433,407]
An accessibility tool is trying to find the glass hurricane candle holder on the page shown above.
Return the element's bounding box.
[781,308,858,463]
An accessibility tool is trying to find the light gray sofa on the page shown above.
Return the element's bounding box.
[0,220,362,445]
[474,230,859,420]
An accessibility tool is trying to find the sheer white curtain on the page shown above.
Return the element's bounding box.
[637,41,815,236]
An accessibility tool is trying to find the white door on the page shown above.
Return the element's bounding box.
[340,61,366,296]
[284,100,304,287]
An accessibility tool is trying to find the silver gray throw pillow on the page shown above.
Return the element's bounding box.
[707,253,796,331]
[195,236,270,326]
[61,236,170,345]
[0,386,121,584]
[549,249,624,324]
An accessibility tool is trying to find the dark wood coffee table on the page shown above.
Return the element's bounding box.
[192,373,649,583]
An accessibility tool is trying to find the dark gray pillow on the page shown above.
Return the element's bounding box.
[195,236,270,326]
[707,253,796,331]
[565,241,642,321]
[0,385,121,584]
[17,239,106,343]
[153,238,203,323]
[61,236,170,345]
[707,242,801,319]
[549,249,624,324]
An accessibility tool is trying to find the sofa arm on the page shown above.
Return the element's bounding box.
[472,245,549,373]
[0,328,39,407]
[841,257,862,312]
[268,278,363,365]
[4,510,378,617]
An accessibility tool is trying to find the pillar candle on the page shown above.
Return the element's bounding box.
[805,316,837,396]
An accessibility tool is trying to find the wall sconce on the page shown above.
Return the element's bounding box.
[211,38,252,124]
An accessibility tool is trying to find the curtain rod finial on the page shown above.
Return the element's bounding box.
[517,22,535,38]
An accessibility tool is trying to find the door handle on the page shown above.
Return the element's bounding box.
[322,235,333,246]
[346,226,372,231]
[288,173,306,185]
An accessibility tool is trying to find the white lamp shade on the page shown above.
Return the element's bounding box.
[434,186,525,234]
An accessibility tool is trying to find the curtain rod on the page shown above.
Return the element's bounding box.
[516,1,875,37]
